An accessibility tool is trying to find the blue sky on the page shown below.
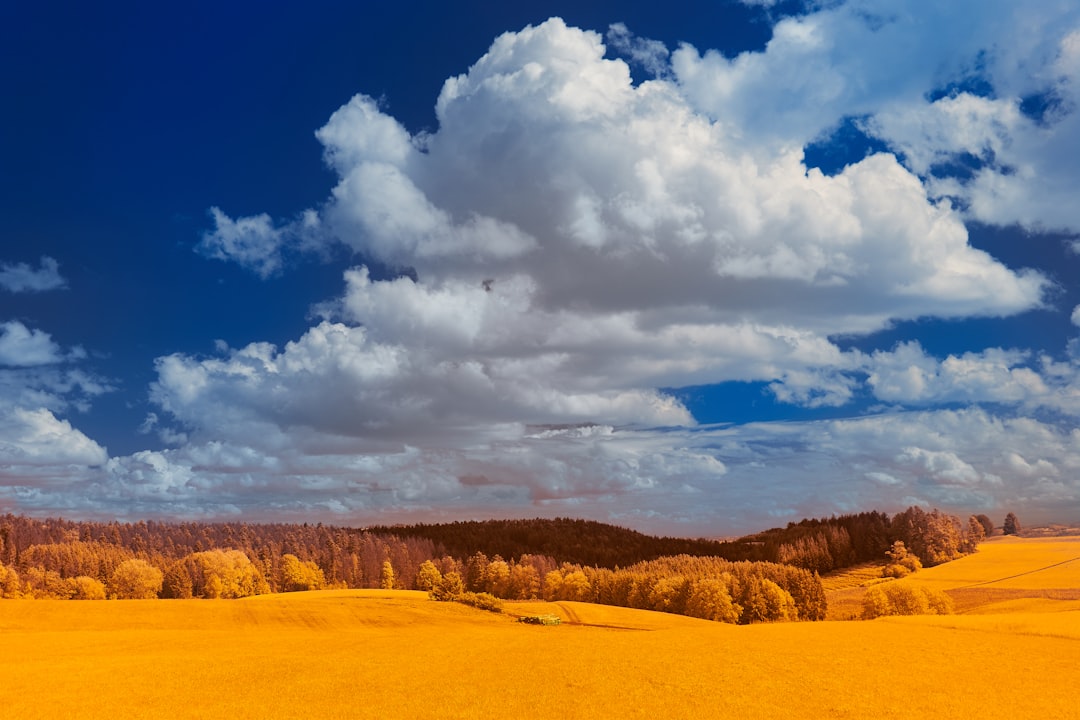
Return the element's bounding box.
[3,0,1080,534]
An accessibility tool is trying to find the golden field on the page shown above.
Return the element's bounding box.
[2,536,1079,719]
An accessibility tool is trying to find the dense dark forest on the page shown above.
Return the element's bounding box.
[378,507,987,572]
[0,507,987,624]
[369,517,758,568]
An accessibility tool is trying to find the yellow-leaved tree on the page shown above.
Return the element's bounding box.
[861,583,954,619]
[109,559,164,599]
[186,549,270,598]
[415,560,442,592]
[685,577,741,624]
[0,563,23,598]
[380,560,396,589]
[281,554,326,592]
[69,575,107,600]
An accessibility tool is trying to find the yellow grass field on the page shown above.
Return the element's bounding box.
[2,536,1079,719]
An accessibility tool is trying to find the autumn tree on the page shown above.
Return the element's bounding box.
[882,541,922,579]
[1003,512,1021,536]
[685,578,741,623]
[0,563,22,598]
[185,549,269,598]
[282,554,326,592]
[736,576,797,623]
[109,559,164,599]
[430,571,464,601]
[22,567,70,598]
[648,576,690,614]
[464,551,489,592]
[380,560,396,590]
[0,524,9,566]
[542,568,563,601]
[415,560,442,592]
[558,567,593,602]
[861,584,953,619]
[507,561,540,599]
[68,575,107,600]
[161,560,194,599]
[483,556,511,597]
[962,515,986,552]
[975,514,995,537]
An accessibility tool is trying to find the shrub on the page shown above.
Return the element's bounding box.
[457,591,504,613]
[861,583,954,619]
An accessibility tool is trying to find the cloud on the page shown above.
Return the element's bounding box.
[0,321,65,367]
[4,405,1070,533]
[0,292,111,503]
[310,19,1044,334]
[606,22,671,79]
[150,317,693,451]
[119,12,1080,532]
[0,407,107,467]
[0,358,113,498]
[0,256,66,293]
[197,207,322,278]
[866,341,1048,406]
[668,0,1080,233]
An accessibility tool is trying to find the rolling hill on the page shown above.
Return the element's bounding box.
[1,535,1077,718]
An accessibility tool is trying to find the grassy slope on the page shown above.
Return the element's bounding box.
[825,535,1080,619]
[2,538,1079,719]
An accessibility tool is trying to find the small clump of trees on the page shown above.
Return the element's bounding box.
[423,564,503,612]
[861,583,954,619]
[881,541,922,579]
[430,550,826,625]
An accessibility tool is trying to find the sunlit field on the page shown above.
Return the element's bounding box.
[825,535,1080,619]
[2,537,1079,719]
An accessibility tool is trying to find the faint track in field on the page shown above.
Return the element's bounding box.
[955,555,1080,589]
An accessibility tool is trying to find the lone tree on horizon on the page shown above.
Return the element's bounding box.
[1003,512,1021,536]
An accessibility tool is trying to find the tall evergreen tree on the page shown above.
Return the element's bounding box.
[1003,512,1021,536]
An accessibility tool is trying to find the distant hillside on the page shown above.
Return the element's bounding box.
[369,517,760,567]
[375,506,985,573]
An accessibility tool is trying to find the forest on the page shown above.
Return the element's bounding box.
[0,506,990,624]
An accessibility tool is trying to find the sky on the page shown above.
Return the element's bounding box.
[3,0,1080,536]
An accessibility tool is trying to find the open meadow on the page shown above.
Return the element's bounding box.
[2,536,1078,719]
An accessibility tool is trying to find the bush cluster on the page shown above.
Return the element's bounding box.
[861,583,954,619]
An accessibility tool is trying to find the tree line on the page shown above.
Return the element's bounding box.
[0,516,437,599]
[368,517,757,568]
[1,508,1003,621]
[374,507,1004,575]
[415,550,825,624]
